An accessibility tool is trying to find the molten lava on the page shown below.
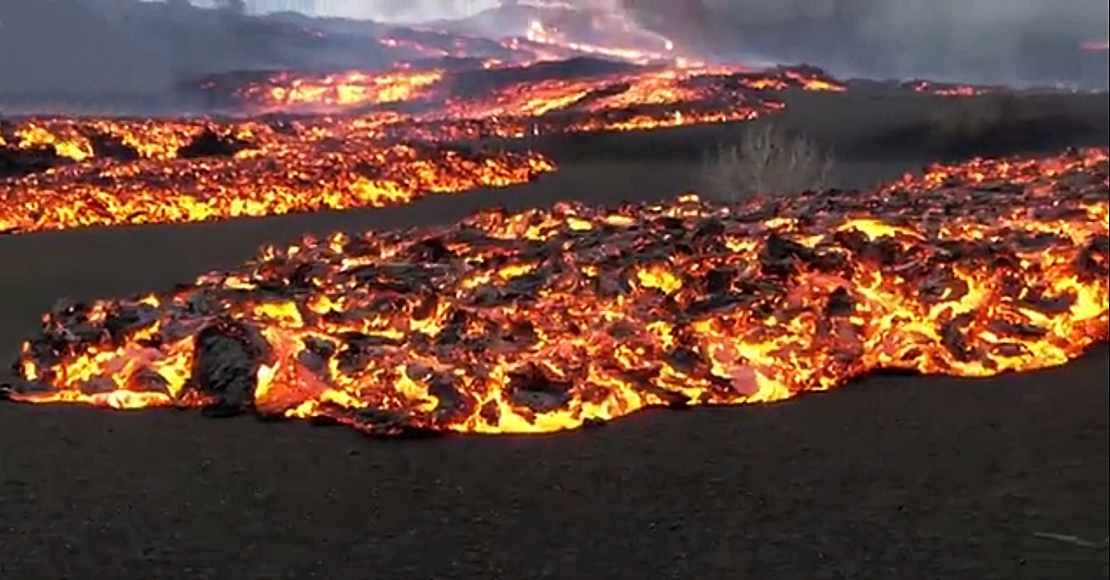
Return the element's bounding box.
[3,55,981,237]
[907,81,998,97]
[0,117,554,234]
[4,148,1107,436]
[232,69,446,110]
[208,62,837,121]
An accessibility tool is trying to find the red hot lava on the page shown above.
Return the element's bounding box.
[3,148,1106,436]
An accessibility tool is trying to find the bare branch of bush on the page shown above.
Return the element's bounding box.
[699,121,835,201]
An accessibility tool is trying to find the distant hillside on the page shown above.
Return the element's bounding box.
[0,0,390,101]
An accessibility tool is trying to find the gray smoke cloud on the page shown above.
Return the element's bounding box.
[336,0,498,23]
[344,0,1110,86]
[848,0,1105,81]
[619,0,1108,86]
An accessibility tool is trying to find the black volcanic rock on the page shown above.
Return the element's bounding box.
[0,145,67,179]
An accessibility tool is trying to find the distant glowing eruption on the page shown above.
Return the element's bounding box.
[1081,38,1109,51]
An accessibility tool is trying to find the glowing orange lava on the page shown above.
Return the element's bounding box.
[210,63,835,122]
[0,116,554,234]
[4,148,1106,436]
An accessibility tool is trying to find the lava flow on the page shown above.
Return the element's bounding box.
[4,148,1106,436]
[199,62,838,125]
[1,59,863,236]
[0,118,554,234]
[3,57,857,235]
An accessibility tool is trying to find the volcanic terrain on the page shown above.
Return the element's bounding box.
[0,3,1107,579]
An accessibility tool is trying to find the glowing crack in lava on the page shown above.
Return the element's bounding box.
[0,118,554,234]
[4,148,1106,436]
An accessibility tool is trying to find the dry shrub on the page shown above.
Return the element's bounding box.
[928,92,1021,142]
[700,121,835,201]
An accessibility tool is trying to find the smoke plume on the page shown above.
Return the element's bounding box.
[342,0,500,23]
[620,0,1108,86]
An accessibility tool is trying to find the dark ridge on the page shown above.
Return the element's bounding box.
[446,57,642,98]
[0,146,69,179]
[89,133,142,162]
[177,127,251,159]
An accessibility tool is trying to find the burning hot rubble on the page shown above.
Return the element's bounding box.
[0,117,554,234]
[195,61,838,123]
[3,148,1106,436]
